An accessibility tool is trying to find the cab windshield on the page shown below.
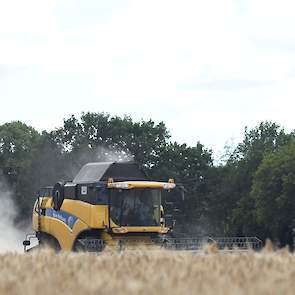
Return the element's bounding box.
[110,188,161,226]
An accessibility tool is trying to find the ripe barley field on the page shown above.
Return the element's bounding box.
[1,244,295,295]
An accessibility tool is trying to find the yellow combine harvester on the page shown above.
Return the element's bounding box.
[23,161,262,252]
[23,161,178,252]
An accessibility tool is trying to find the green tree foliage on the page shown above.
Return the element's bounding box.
[0,121,40,178]
[150,142,213,233]
[231,122,290,163]
[207,122,293,238]
[0,122,42,219]
[52,112,170,175]
[252,141,295,247]
[229,122,292,235]
[0,123,65,220]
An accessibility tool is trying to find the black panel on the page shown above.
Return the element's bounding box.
[76,182,108,205]
[101,162,147,181]
[64,183,77,199]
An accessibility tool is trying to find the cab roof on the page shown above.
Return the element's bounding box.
[73,161,148,184]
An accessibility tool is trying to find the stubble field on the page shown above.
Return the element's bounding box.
[1,245,295,295]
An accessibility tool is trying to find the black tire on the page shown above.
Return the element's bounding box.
[52,182,65,210]
[73,230,105,252]
[73,237,105,252]
[39,234,61,252]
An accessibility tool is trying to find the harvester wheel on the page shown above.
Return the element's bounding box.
[52,182,65,210]
[39,234,61,252]
[73,238,105,252]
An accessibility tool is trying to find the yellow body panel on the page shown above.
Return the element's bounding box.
[61,200,109,228]
[33,211,90,250]
[48,217,74,250]
[33,199,109,250]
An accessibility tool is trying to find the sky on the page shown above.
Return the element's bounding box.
[1,0,295,158]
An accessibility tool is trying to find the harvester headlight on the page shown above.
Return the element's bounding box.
[159,227,169,234]
[112,227,128,234]
[163,183,176,190]
[111,183,130,189]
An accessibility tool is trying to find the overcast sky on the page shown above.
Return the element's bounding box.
[1,0,295,157]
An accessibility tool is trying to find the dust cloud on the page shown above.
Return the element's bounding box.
[64,145,134,180]
[0,179,23,252]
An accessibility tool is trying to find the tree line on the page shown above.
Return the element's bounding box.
[1,112,295,247]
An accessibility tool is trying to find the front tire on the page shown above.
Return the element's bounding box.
[38,233,61,252]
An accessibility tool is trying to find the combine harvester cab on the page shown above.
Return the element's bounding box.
[23,161,262,252]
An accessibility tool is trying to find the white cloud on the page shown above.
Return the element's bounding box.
[0,0,59,34]
[1,0,295,156]
[244,0,295,38]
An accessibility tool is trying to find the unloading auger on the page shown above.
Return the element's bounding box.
[23,161,262,252]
